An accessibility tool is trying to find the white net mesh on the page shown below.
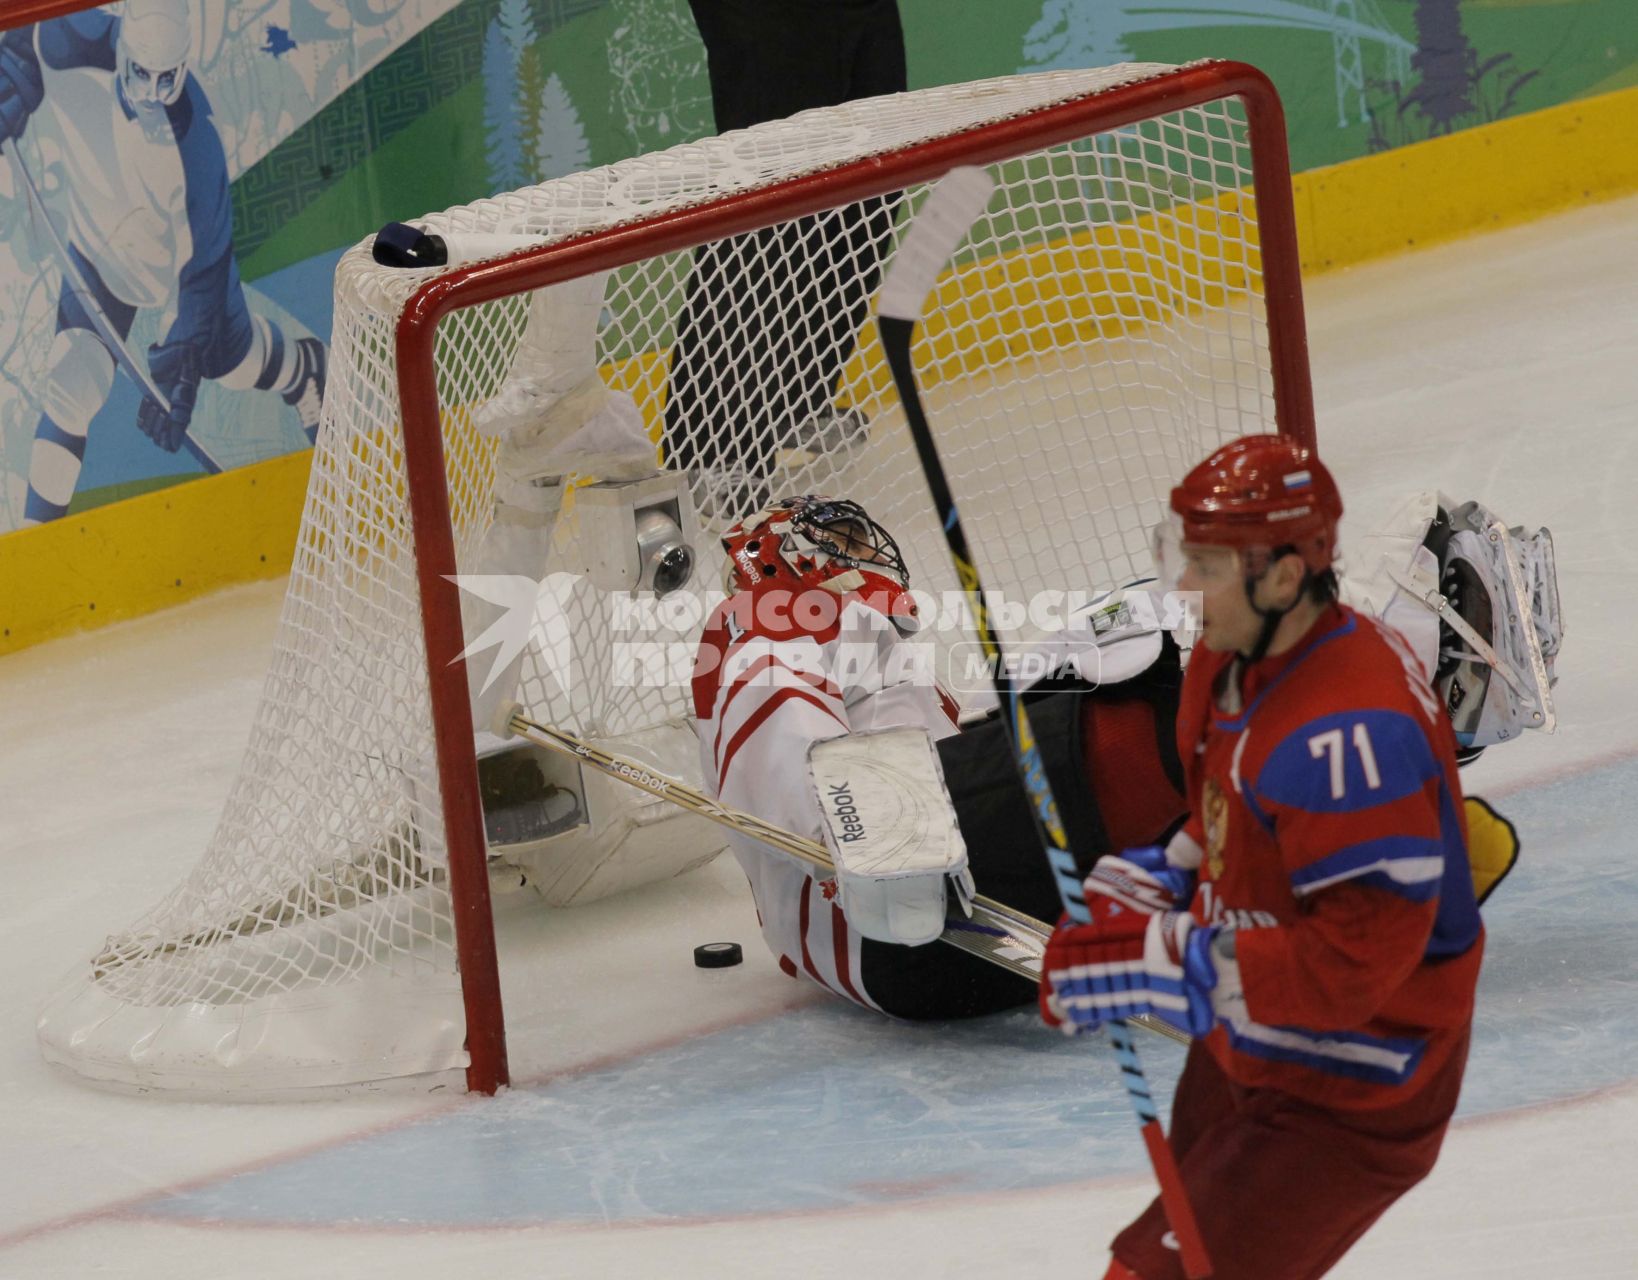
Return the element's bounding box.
[41,63,1296,1089]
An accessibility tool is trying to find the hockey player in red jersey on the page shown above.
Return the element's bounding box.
[1038,435,1492,1280]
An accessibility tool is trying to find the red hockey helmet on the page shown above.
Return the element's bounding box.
[721,496,919,630]
[1167,434,1343,574]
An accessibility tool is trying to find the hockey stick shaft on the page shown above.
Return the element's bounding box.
[496,706,1189,1045]
[877,168,1211,1276]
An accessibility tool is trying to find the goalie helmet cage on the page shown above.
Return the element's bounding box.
[37,60,1314,1097]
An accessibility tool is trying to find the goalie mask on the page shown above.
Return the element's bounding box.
[721,496,918,631]
[118,0,191,110]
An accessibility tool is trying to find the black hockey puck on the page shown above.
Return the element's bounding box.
[694,941,743,969]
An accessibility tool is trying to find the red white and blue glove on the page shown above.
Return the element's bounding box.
[1038,905,1238,1039]
[1083,840,1199,916]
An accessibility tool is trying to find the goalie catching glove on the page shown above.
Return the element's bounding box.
[1347,490,1562,757]
[808,727,973,947]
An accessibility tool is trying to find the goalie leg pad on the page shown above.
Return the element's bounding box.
[477,272,613,439]
[808,727,971,947]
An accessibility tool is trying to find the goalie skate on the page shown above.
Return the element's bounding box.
[1388,497,1561,751]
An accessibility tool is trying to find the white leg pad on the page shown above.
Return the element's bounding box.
[477,272,612,438]
[808,727,973,947]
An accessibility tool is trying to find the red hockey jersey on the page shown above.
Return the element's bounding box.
[1177,605,1484,1111]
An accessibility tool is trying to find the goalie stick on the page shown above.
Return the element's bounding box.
[493,705,1189,1046]
[876,167,1213,1277]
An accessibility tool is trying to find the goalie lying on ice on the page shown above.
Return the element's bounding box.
[690,490,1559,1020]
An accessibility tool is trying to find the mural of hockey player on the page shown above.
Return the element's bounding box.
[687,480,1559,1022]
[0,0,327,525]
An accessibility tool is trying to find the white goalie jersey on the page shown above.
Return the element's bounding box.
[690,585,960,1009]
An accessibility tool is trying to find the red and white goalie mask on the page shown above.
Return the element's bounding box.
[118,0,191,110]
[721,496,919,632]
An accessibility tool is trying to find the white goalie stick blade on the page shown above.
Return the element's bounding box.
[493,706,1190,1044]
[878,165,995,323]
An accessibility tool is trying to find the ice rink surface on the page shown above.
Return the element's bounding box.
[2,194,1636,1278]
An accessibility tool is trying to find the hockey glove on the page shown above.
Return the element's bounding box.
[0,39,45,145]
[1084,841,1198,916]
[1039,908,1236,1039]
[138,340,202,452]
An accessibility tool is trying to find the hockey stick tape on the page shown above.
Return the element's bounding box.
[438,230,551,266]
[878,166,996,323]
[489,699,525,739]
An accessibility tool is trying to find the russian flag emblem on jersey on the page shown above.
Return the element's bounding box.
[1284,470,1313,491]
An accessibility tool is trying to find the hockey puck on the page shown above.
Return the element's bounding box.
[693,942,743,969]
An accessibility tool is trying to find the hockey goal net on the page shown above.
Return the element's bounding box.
[38,61,1312,1095]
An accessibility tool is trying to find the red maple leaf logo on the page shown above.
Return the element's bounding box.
[819,877,840,901]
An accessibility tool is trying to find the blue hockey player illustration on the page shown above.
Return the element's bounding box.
[0,0,327,524]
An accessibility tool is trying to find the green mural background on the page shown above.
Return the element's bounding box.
[3,0,1633,527]
[237,0,1638,286]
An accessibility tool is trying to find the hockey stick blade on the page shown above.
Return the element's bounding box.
[878,166,995,323]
